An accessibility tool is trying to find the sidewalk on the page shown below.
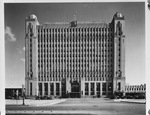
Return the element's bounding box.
[6,110,118,115]
[6,99,66,106]
[114,99,146,104]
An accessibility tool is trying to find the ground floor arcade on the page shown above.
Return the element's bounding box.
[29,80,113,98]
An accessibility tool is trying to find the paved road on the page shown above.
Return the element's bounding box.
[6,98,145,115]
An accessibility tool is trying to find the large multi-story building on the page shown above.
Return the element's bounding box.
[25,12,125,98]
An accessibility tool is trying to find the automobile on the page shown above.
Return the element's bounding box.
[93,95,97,98]
[47,95,54,100]
[120,95,126,99]
[134,94,145,99]
[35,96,41,100]
[115,94,123,99]
[115,95,120,99]
[126,95,133,99]
[41,96,48,100]
[5,96,12,99]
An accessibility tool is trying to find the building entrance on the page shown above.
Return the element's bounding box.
[70,81,80,98]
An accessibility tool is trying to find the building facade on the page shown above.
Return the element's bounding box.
[25,12,126,98]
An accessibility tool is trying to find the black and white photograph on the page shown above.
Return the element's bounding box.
[0,1,149,115]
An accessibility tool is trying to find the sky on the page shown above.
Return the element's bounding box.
[4,2,145,88]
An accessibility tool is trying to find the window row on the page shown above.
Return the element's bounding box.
[38,34,114,39]
[38,44,113,47]
[38,53,113,56]
[37,63,113,67]
[38,27,113,33]
[37,49,113,54]
[37,69,113,73]
[37,76,112,82]
[38,39,113,43]
[38,60,113,63]
[38,37,113,42]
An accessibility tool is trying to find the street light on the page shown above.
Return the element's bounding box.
[22,85,25,105]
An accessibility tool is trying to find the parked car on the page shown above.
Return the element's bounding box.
[36,95,55,100]
[126,95,133,99]
[5,95,12,99]
[134,94,145,99]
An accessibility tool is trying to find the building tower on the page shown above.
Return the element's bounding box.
[25,14,39,96]
[111,12,126,96]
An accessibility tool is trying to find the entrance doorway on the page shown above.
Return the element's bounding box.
[70,81,80,98]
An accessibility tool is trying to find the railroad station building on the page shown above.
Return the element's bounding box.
[25,12,126,98]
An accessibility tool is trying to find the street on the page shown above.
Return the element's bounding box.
[6,98,145,115]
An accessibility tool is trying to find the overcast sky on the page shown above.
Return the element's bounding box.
[4,2,145,88]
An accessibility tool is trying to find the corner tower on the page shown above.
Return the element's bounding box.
[111,12,126,96]
[25,14,39,96]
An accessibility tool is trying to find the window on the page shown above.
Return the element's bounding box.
[30,82,32,95]
[56,83,60,96]
[102,83,106,91]
[118,82,121,91]
[44,83,48,95]
[91,83,94,95]
[108,83,112,91]
[85,83,89,95]
[50,83,54,95]
[96,83,100,91]
[38,83,42,96]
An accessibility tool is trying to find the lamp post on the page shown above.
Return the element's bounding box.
[16,90,18,105]
[22,85,25,105]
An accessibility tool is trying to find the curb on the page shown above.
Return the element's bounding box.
[6,99,66,106]
[120,100,146,104]
[114,99,146,104]
[6,110,113,115]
